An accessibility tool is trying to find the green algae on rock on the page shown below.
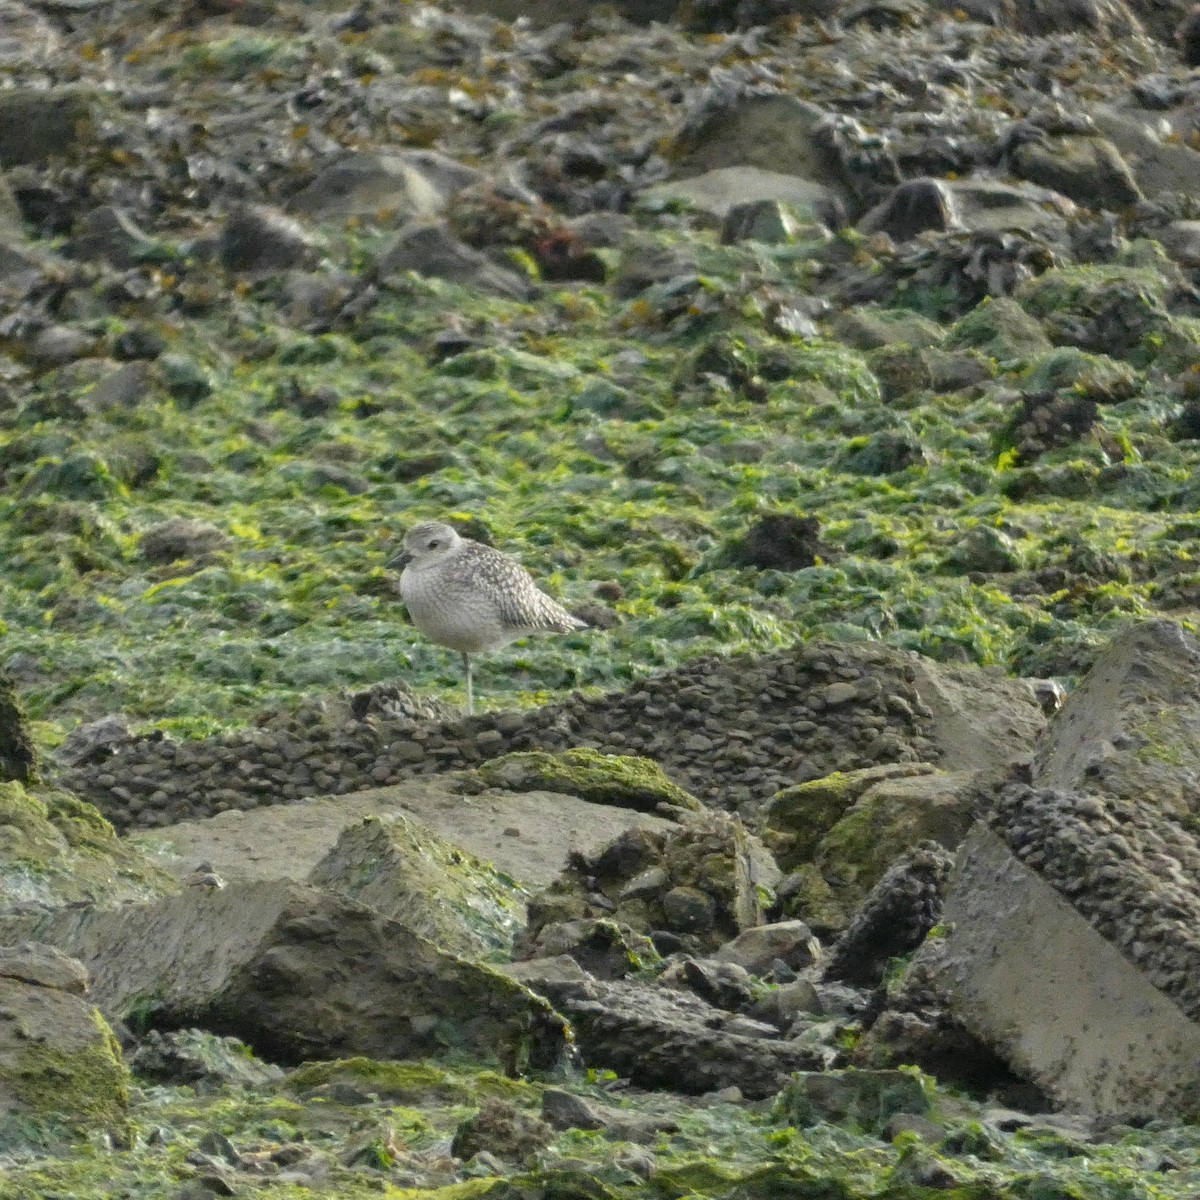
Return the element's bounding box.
[0,782,177,914]
[475,749,702,813]
[0,966,130,1145]
[309,812,528,960]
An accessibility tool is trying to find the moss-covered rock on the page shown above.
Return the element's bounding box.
[309,812,527,960]
[765,764,939,870]
[284,1057,539,1106]
[945,296,1051,360]
[0,946,129,1141]
[813,770,980,915]
[525,810,760,953]
[475,749,701,813]
[772,1068,934,1137]
[0,781,177,914]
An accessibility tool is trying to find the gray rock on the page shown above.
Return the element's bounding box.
[58,715,137,767]
[526,973,825,1097]
[658,955,756,1011]
[29,323,96,368]
[87,361,158,411]
[9,879,566,1069]
[1151,220,1200,269]
[0,944,128,1127]
[1009,134,1141,211]
[645,163,836,226]
[1035,618,1200,813]
[0,941,88,993]
[661,885,717,932]
[515,918,656,980]
[712,920,820,974]
[375,221,534,299]
[219,205,322,275]
[930,822,1200,1119]
[720,199,803,244]
[0,86,103,167]
[944,177,1076,237]
[288,151,473,221]
[129,1029,282,1090]
[308,813,525,959]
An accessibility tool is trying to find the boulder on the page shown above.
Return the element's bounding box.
[375,221,535,299]
[515,918,658,980]
[811,771,980,917]
[1008,134,1142,211]
[475,748,702,813]
[929,822,1200,1118]
[0,782,176,915]
[288,151,469,222]
[766,764,939,870]
[10,880,566,1069]
[133,776,679,890]
[939,178,1076,237]
[641,165,835,227]
[0,86,103,167]
[666,95,857,210]
[515,970,826,1097]
[711,920,820,975]
[1034,618,1200,816]
[0,943,129,1132]
[308,812,526,959]
[525,810,764,954]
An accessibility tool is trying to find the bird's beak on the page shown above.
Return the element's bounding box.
[388,550,413,570]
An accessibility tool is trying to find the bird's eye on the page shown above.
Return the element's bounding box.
[427,540,440,549]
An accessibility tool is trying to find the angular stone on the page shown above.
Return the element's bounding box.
[643,166,833,226]
[1009,134,1142,211]
[11,880,566,1069]
[0,941,87,994]
[812,770,981,915]
[308,813,525,959]
[712,920,819,974]
[288,150,474,221]
[934,823,1200,1118]
[0,953,128,1128]
[1034,618,1200,817]
[375,221,534,300]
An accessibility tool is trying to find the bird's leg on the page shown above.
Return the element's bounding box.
[462,651,474,715]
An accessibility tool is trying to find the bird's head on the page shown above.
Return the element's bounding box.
[389,520,462,570]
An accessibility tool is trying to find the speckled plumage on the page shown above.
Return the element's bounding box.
[395,520,587,713]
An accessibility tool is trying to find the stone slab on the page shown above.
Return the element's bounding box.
[936,822,1200,1118]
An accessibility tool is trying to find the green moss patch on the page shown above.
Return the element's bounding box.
[475,749,702,812]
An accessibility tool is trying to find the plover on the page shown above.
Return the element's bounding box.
[390,520,587,714]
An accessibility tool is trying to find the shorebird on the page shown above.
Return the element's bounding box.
[390,520,587,714]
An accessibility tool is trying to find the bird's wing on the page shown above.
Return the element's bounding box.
[470,543,583,632]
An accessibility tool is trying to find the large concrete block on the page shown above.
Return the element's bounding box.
[1035,618,1200,817]
[936,823,1200,1118]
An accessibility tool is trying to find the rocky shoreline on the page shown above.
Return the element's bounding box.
[6,0,1200,1195]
